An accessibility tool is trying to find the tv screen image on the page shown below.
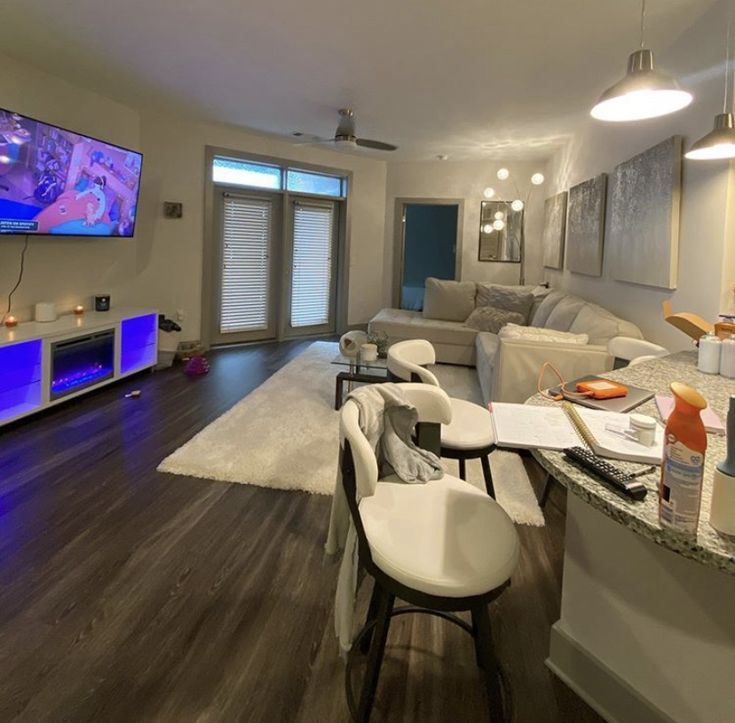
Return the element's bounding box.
[0,109,142,237]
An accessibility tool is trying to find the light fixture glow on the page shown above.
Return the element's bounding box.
[493,219,505,231]
[496,168,509,180]
[511,199,524,212]
[591,2,691,122]
[494,211,505,221]
[531,173,545,185]
[0,155,10,164]
[482,223,493,234]
[686,21,735,160]
[483,186,496,199]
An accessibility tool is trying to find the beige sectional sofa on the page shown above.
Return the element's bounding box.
[369,281,643,404]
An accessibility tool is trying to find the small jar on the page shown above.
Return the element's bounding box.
[698,332,722,374]
[629,414,657,447]
[720,336,735,379]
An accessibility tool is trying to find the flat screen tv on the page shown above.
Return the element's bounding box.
[0,108,143,237]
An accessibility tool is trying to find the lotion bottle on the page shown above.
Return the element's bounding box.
[710,395,735,535]
[659,382,708,534]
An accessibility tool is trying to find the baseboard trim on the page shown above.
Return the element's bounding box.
[546,622,675,723]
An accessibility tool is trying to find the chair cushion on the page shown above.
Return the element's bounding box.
[422,278,476,322]
[369,308,478,347]
[441,398,495,450]
[464,306,525,333]
[359,473,519,597]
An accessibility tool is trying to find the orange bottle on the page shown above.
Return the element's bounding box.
[659,382,708,534]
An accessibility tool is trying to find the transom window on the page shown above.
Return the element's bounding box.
[212,156,346,198]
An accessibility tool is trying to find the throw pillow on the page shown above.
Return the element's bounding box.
[465,306,526,333]
[422,277,476,322]
[475,283,534,322]
[498,323,589,345]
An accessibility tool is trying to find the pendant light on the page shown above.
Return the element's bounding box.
[686,18,735,160]
[591,0,692,122]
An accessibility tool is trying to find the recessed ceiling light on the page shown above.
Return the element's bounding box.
[497,168,510,180]
[483,187,496,199]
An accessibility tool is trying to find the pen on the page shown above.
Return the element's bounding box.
[629,465,656,479]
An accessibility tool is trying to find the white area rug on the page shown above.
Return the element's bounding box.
[158,341,544,526]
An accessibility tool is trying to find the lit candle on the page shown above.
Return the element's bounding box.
[4,315,18,328]
[73,305,85,316]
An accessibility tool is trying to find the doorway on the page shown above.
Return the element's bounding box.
[396,200,462,310]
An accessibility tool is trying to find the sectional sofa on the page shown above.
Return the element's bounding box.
[368,279,643,403]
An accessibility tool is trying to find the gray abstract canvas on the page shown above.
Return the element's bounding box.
[608,136,682,289]
[542,191,568,269]
[566,174,607,276]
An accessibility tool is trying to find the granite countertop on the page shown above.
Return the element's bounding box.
[530,351,735,576]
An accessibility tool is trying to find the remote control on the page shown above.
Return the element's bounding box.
[563,446,648,501]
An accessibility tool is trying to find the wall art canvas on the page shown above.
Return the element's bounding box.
[607,136,682,289]
[542,191,568,269]
[566,173,607,276]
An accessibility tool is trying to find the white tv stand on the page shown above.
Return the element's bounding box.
[0,307,158,428]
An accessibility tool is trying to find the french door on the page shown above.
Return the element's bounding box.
[285,198,338,335]
[211,191,338,345]
[212,191,280,345]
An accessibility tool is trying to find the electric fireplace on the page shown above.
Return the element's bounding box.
[50,330,115,400]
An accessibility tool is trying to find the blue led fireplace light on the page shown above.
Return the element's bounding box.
[51,363,114,395]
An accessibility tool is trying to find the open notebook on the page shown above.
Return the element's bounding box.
[489,402,664,464]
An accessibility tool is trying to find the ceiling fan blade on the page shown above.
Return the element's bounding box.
[292,137,335,145]
[356,138,398,151]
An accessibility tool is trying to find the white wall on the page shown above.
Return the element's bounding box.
[382,159,549,305]
[544,0,735,351]
[0,53,388,339]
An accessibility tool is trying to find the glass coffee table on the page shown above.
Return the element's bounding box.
[331,353,389,409]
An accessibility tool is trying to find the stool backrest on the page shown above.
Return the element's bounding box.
[608,336,668,367]
[387,339,440,386]
[339,383,451,499]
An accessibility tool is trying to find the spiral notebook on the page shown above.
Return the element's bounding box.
[489,402,664,464]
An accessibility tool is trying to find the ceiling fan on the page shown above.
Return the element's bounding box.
[294,108,397,152]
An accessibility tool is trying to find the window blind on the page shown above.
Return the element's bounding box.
[220,195,272,334]
[290,203,334,328]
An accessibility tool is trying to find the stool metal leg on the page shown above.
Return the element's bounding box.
[359,581,382,654]
[480,455,495,498]
[357,584,395,723]
[472,604,505,723]
[458,457,466,480]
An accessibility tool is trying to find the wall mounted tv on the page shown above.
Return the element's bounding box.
[0,108,143,237]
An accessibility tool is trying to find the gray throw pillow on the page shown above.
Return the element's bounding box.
[465,306,526,333]
[422,277,476,322]
[475,284,534,322]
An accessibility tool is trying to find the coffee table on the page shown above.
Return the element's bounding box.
[331,353,389,409]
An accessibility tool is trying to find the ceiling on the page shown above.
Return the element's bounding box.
[2,0,717,161]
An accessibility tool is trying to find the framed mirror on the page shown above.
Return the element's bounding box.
[478,201,523,262]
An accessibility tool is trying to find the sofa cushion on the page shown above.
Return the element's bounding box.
[545,296,586,331]
[465,306,525,333]
[498,324,589,345]
[475,284,535,321]
[475,332,500,405]
[570,303,643,344]
[422,278,476,322]
[530,290,566,327]
[370,308,478,347]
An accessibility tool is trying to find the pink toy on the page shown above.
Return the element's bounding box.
[185,355,210,376]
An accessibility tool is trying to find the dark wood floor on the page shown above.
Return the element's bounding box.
[0,339,602,723]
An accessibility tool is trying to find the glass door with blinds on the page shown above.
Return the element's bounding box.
[212,191,280,344]
[286,199,338,335]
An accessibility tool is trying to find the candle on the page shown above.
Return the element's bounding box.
[73,305,85,316]
[4,315,18,328]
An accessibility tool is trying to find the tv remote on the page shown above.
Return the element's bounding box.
[563,446,648,501]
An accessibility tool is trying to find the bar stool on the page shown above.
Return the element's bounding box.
[387,339,496,497]
[340,383,519,722]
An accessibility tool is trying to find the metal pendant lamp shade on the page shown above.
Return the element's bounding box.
[591,49,693,122]
[686,113,735,160]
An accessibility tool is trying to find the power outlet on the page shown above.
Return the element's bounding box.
[176,309,185,321]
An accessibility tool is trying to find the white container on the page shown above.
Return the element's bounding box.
[710,469,735,535]
[720,336,735,378]
[34,301,57,323]
[360,343,378,362]
[697,333,721,374]
[629,414,657,447]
